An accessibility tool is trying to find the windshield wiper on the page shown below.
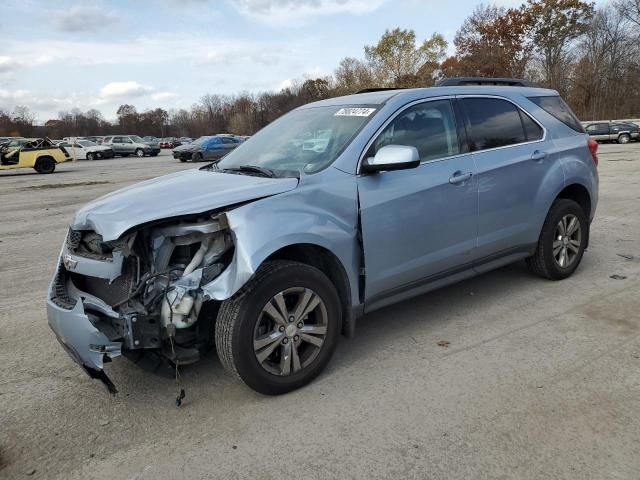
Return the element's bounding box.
[222,165,277,178]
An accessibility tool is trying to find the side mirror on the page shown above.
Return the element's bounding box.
[361,145,420,174]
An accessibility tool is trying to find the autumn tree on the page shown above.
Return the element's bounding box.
[453,4,532,78]
[524,0,595,94]
[363,28,447,87]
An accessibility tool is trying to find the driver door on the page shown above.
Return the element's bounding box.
[357,98,478,307]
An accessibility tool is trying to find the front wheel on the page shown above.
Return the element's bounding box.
[618,133,630,144]
[135,148,145,158]
[526,199,588,280]
[87,152,95,161]
[215,260,341,395]
[34,156,56,174]
[192,153,203,162]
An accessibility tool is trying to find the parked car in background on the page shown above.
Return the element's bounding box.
[143,136,160,143]
[1,137,70,173]
[172,135,242,162]
[59,139,114,160]
[102,135,161,157]
[85,136,105,144]
[584,121,639,143]
[47,78,599,395]
[160,137,181,148]
[179,137,193,144]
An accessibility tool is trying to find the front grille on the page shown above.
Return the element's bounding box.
[51,261,76,310]
[66,228,82,251]
[66,229,112,261]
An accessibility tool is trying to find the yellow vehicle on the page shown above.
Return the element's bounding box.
[0,137,70,174]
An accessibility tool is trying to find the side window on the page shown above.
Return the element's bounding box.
[112,137,122,143]
[586,124,597,133]
[462,98,526,151]
[520,111,543,141]
[221,137,235,144]
[122,137,132,144]
[370,99,460,161]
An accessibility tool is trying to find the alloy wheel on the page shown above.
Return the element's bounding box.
[253,287,328,376]
[553,214,582,268]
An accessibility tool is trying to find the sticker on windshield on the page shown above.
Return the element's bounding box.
[334,107,376,117]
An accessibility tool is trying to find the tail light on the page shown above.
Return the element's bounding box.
[587,138,598,166]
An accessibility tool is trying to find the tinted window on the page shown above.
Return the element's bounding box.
[528,95,584,133]
[463,98,526,151]
[520,111,543,141]
[112,137,122,143]
[221,137,235,144]
[370,99,459,161]
[586,123,608,135]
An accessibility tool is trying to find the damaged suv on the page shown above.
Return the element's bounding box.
[47,78,598,395]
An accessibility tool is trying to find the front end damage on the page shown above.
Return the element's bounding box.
[47,213,235,393]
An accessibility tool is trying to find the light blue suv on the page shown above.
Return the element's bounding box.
[47,78,599,395]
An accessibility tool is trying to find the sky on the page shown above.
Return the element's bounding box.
[0,0,525,122]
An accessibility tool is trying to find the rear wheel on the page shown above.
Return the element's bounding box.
[526,199,588,280]
[215,260,341,395]
[86,152,96,161]
[34,156,56,174]
[135,148,145,158]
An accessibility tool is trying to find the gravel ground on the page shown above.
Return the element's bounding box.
[1,145,639,479]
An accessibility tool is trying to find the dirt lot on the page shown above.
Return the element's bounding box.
[1,145,639,479]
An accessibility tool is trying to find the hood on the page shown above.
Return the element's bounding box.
[173,143,193,152]
[73,169,298,241]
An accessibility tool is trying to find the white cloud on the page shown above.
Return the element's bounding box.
[151,91,178,102]
[0,89,73,117]
[52,6,119,33]
[227,0,387,25]
[99,81,154,99]
[0,56,19,74]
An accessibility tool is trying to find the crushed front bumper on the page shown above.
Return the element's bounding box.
[47,258,122,394]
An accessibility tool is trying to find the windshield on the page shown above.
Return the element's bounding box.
[78,140,97,147]
[192,136,212,145]
[217,105,379,174]
[131,135,146,143]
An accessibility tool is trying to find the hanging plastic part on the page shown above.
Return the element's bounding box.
[165,285,186,407]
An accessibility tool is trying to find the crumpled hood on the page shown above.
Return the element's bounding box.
[72,169,298,241]
[173,144,195,152]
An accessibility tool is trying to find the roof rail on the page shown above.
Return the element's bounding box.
[355,87,409,94]
[436,77,540,87]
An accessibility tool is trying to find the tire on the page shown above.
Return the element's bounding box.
[526,199,588,280]
[135,148,145,158]
[179,158,187,163]
[618,134,630,144]
[34,156,56,174]
[86,152,95,161]
[193,153,203,162]
[215,260,341,395]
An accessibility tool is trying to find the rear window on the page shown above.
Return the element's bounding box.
[528,96,584,133]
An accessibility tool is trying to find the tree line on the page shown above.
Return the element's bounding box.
[2,0,639,139]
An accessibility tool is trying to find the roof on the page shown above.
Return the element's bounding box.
[303,85,558,109]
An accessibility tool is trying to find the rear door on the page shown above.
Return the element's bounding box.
[458,96,548,264]
[357,98,478,305]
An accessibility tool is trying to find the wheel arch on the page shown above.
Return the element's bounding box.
[264,243,354,337]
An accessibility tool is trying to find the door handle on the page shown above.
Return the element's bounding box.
[531,150,547,162]
[449,171,473,185]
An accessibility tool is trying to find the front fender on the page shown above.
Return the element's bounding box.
[201,168,361,308]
